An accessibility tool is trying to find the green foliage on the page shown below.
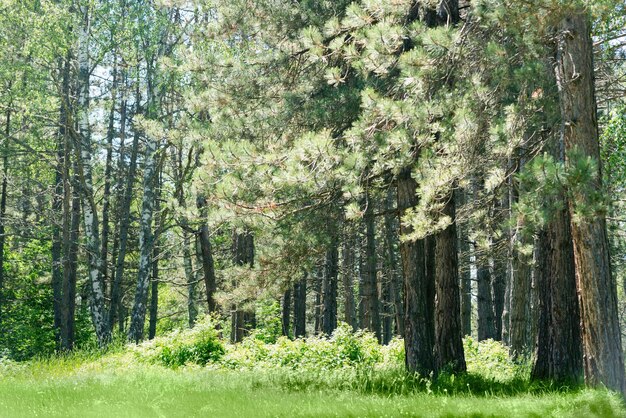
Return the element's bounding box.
[253,299,283,344]
[221,323,385,371]
[464,336,528,382]
[131,317,225,368]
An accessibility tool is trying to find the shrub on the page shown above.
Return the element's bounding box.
[131,316,225,368]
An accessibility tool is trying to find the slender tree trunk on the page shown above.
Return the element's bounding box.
[384,188,403,337]
[148,246,159,340]
[281,288,291,337]
[555,11,625,394]
[110,86,140,330]
[231,231,255,343]
[76,5,110,346]
[434,192,466,372]
[363,192,381,341]
[197,196,217,313]
[61,157,80,350]
[0,109,9,330]
[314,267,322,334]
[322,238,338,335]
[293,273,307,338]
[128,61,159,341]
[458,191,471,337]
[148,171,163,340]
[184,232,197,327]
[100,64,118,299]
[492,255,506,341]
[397,169,436,376]
[476,254,495,341]
[128,130,156,342]
[341,227,356,330]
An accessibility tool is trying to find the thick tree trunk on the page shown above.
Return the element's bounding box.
[293,273,307,338]
[322,239,338,335]
[555,11,625,394]
[281,287,291,337]
[434,194,466,372]
[397,169,436,376]
[532,202,583,383]
[76,5,110,346]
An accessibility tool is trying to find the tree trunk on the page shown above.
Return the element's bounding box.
[476,256,495,341]
[197,196,217,313]
[434,193,466,372]
[532,202,583,383]
[76,5,110,346]
[100,64,118,299]
[384,188,404,337]
[314,267,322,334]
[231,231,255,343]
[508,222,531,358]
[0,110,9,330]
[148,171,163,340]
[555,11,625,394]
[109,78,139,330]
[458,192,471,337]
[492,255,506,341]
[293,273,307,338]
[128,126,157,342]
[184,232,197,328]
[322,239,338,335]
[397,169,436,376]
[281,288,291,337]
[363,192,381,341]
[341,227,356,330]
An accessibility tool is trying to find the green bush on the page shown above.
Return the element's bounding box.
[221,323,388,371]
[463,336,527,382]
[131,316,225,368]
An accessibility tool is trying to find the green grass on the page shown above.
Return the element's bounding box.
[1,364,624,418]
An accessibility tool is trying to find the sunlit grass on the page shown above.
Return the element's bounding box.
[1,364,624,417]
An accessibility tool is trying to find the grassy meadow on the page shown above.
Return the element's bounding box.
[0,322,624,417]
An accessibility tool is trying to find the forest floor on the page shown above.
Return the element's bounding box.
[0,365,624,417]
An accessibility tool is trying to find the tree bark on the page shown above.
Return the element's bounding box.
[0,109,9,331]
[341,227,357,330]
[109,75,139,331]
[184,232,197,328]
[293,273,307,338]
[397,169,436,376]
[532,202,583,383]
[281,288,291,337]
[76,4,110,346]
[197,196,217,313]
[457,191,471,337]
[322,239,338,335]
[434,192,466,372]
[555,10,625,394]
[231,231,254,343]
